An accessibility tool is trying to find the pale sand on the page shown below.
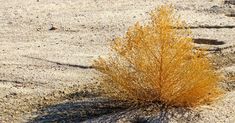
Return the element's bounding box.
[0,0,234,122]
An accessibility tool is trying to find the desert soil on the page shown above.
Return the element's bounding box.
[0,0,235,122]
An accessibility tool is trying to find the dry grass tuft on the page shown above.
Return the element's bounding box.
[93,5,223,107]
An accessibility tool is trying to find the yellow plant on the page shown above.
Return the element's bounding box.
[93,5,222,107]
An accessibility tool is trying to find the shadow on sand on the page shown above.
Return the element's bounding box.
[28,90,198,123]
[28,90,133,123]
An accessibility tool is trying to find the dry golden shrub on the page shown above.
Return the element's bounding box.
[93,5,223,107]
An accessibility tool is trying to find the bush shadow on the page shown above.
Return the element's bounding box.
[28,91,131,123]
[28,90,200,123]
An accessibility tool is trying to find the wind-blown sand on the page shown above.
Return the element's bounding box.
[0,0,234,122]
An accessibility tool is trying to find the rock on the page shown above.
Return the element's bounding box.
[49,24,58,31]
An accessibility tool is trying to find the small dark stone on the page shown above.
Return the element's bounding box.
[49,25,58,31]
[11,92,17,96]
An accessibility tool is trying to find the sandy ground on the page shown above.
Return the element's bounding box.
[0,0,235,122]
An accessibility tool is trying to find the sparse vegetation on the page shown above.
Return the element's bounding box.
[93,5,223,107]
